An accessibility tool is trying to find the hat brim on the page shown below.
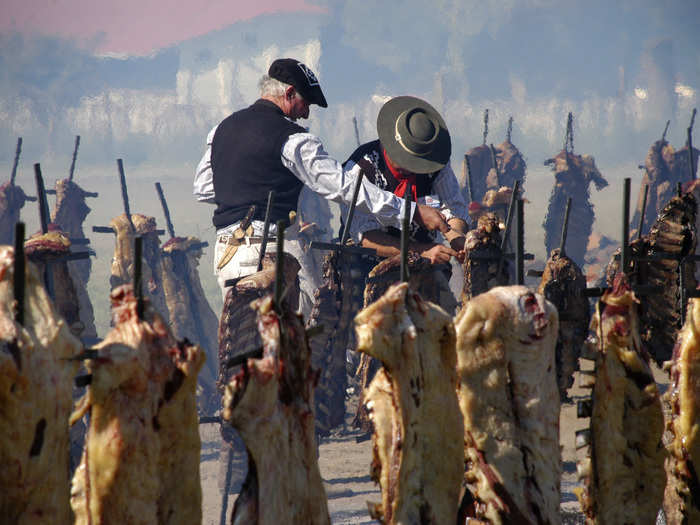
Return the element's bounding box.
[377,96,451,174]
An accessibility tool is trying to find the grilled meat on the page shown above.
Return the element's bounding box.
[455,285,560,524]
[461,213,508,304]
[356,282,463,524]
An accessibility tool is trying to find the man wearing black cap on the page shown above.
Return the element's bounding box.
[194,58,451,300]
[341,95,468,311]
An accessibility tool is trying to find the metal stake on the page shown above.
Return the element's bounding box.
[637,184,649,240]
[400,183,412,282]
[340,171,364,246]
[257,191,275,272]
[559,197,572,256]
[274,219,285,311]
[516,199,524,285]
[154,182,176,239]
[117,158,133,228]
[13,222,25,326]
[352,116,361,147]
[465,154,474,204]
[621,178,631,274]
[10,137,22,186]
[68,135,80,182]
[134,236,144,319]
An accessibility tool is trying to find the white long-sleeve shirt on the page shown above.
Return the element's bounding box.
[193,125,416,232]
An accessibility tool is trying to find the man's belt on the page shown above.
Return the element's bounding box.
[216,205,256,270]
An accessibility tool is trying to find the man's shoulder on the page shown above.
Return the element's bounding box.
[346,140,381,164]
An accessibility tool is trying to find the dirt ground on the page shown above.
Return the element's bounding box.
[198,361,670,524]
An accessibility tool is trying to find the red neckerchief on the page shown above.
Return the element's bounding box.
[382,149,418,200]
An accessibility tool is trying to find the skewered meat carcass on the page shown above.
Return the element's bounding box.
[0,245,82,524]
[663,296,700,524]
[306,248,367,436]
[51,178,97,338]
[631,139,677,238]
[461,212,509,304]
[537,248,590,400]
[222,293,330,525]
[70,285,204,525]
[493,133,527,190]
[575,274,666,525]
[354,251,456,431]
[160,235,219,413]
[24,229,83,336]
[355,282,463,524]
[0,182,30,245]
[108,213,169,323]
[455,285,560,524]
[460,145,493,205]
[543,151,608,267]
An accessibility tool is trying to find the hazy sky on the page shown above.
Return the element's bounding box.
[1,0,323,55]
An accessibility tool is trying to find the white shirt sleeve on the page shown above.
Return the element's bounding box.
[433,164,468,221]
[281,132,415,230]
[193,125,217,204]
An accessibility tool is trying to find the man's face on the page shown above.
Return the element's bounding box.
[284,87,310,120]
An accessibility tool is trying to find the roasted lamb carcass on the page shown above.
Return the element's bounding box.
[24,229,83,337]
[543,151,608,267]
[160,235,219,412]
[455,285,560,525]
[631,139,677,237]
[222,293,330,525]
[0,182,30,245]
[461,212,509,304]
[663,295,700,525]
[537,248,590,400]
[355,282,464,524]
[70,285,204,525]
[109,213,170,323]
[493,133,527,190]
[575,274,666,525]
[0,245,82,524]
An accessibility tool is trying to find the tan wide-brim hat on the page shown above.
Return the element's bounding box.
[377,96,451,174]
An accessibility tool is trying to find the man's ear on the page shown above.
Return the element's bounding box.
[285,86,296,100]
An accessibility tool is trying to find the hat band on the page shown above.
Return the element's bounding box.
[395,119,433,157]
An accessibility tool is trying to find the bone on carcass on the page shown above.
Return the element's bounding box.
[543,151,607,267]
[24,229,83,337]
[160,235,220,412]
[70,285,204,525]
[0,245,82,524]
[0,182,29,245]
[354,282,463,524]
[575,273,666,524]
[455,285,560,524]
[537,248,590,400]
[222,293,330,525]
[663,296,700,524]
[108,212,170,323]
[461,212,508,304]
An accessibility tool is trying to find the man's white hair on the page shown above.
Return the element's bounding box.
[259,75,291,98]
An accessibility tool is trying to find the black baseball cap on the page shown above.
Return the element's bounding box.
[268,58,328,108]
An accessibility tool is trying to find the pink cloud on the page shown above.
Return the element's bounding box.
[1,0,324,56]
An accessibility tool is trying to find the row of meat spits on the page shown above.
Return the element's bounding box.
[1,144,221,414]
[0,245,204,524]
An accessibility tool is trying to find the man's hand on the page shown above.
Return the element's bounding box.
[420,244,458,264]
[413,204,450,233]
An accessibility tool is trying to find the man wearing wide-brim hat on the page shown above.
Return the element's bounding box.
[194,60,452,302]
[342,95,468,273]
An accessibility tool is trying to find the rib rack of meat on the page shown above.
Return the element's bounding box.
[455,285,560,525]
[355,282,463,524]
[24,229,83,336]
[222,293,330,525]
[461,212,509,304]
[306,249,367,436]
[0,245,82,524]
[108,213,169,324]
[0,183,30,245]
[537,248,590,400]
[631,139,677,238]
[70,285,204,525]
[575,274,666,525]
[50,178,97,339]
[543,151,607,267]
[160,235,220,413]
[354,251,456,431]
[663,296,700,524]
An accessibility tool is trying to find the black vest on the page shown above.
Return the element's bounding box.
[345,140,439,243]
[210,99,306,228]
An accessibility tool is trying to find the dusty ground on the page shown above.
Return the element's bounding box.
[198,361,670,524]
